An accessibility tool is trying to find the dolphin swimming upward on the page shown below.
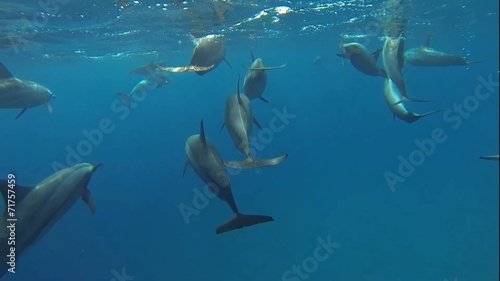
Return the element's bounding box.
[184,120,273,234]
[221,76,288,169]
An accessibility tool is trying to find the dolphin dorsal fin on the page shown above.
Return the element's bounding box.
[250,48,255,62]
[199,119,207,145]
[0,179,33,208]
[0,63,14,79]
[424,33,432,47]
[236,75,242,105]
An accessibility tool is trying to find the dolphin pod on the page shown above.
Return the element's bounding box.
[405,34,482,67]
[337,42,386,77]
[183,120,273,234]
[0,163,100,277]
[0,62,55,119]
[220,76,288,169]
[242,49,287,102]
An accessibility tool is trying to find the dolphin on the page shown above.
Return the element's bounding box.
[405,34,482,67]
[183,120,273,234]
[242,49,286,102]
[382,34,429,104]
[117,72,170,108]
[0,62,55,119]
[188,34,232,76]
[336,42,386,77]
[384,78,441,123]
[220,76,288,169]
[128,60,167,79]
[479,155,499,161]
[0,163,100,277]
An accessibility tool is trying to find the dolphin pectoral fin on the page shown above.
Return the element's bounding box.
[45,103,53,115]
[480,155,499,161]
[372,48,382,61]
[15,108,28,119]
[253,117,263,130]
[215,213,274,234]
[393,96,431,105]
[259,96,269,103]
[116,92,131,108]
[183,160,190,177]
[224,58,232,69]
[224,154,288,169]
[250,48,255,62]
[219,122,225,134]
[243,64,287,71]
[81,189,95,215]
[416,110,443,120]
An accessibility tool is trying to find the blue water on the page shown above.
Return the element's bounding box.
[0,1,498,280]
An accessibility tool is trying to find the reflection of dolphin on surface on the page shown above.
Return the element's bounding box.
[480,155,499,161]
[0,163,100,277]
[242,49,286,103]
[337,42,386,77]
[384,78,441,123]
[116,72,170,108]
[405,34,482,67]
[183,120,274,234]
[221,76,288,169]
[0,62,55,119]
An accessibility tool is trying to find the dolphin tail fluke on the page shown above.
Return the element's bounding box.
[224,154,288,169]
[216,213,274,234]
[15,108,28,119]
[116,92,131,108]
[479,155,499,161]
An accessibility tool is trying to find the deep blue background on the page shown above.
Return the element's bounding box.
[0,1,498,280]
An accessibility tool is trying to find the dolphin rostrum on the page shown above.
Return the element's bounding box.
[382,34,429,104]
[336,42,386,77]
[183,120,273,234]
[0,62,55,119]
[405,34,482,67]
[0,163,100,277]
[188,34,232,76]
[384,78,441,123]
[221,76,288,169]
[242,49,286,102]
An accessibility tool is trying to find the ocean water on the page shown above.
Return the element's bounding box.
[0,1,498,281]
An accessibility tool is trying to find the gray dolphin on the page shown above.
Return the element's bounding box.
[117,72,170,108]
[221,76,288,169]
[242,49,286,103]
[336,42,386,77]
[0,62,55,119]
[0,163,100,277]
[405,34,482,67]
[384,78,441,123]
[188,34,232,76]
[183,120,273,234]
[382,34,429,104]
[480,155,499,161]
